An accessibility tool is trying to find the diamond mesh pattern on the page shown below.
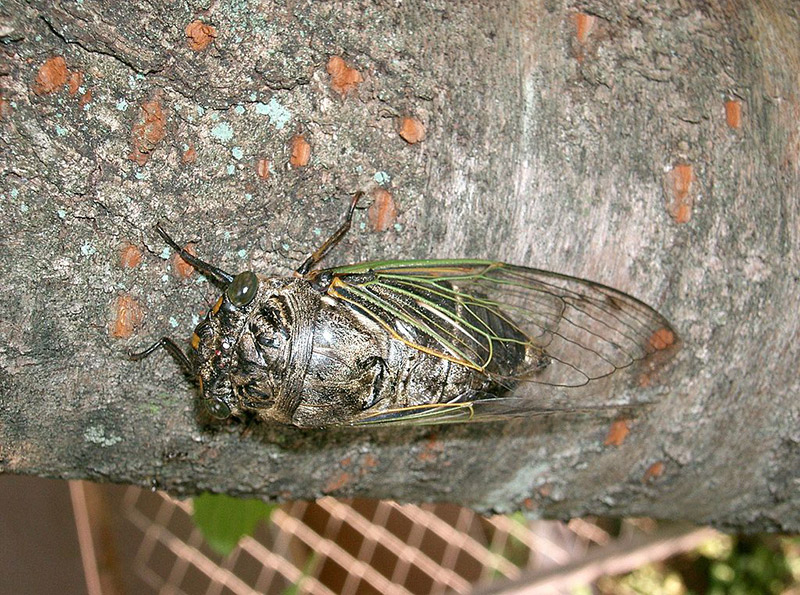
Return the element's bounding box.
[120,487,709,594]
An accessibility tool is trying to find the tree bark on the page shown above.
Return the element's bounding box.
[1,0,797,532]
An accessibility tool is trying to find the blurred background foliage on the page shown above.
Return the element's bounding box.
[594,534,799,595]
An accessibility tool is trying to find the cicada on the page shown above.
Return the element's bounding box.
[133,193,676,428]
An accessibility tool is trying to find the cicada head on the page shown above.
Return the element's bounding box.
[191,271,303,423]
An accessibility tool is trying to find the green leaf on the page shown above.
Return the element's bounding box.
[192,493,276,556]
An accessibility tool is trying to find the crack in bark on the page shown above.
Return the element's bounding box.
[39,14,164,76]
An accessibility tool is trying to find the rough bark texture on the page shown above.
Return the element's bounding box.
[1,1,798,532]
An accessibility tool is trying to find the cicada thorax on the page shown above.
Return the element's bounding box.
[192,276,312,424]
[190,276,387,427]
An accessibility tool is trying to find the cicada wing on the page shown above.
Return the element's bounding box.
[346,388,653,427]
[327,260,676,388]
[347,401,481,426]
[474,263,677,386]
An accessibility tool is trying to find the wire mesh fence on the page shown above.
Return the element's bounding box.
[117,486,716,595]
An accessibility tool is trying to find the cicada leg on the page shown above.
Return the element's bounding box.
[295,192,363,276]
[130,336,195,375]
[154,223,234,288]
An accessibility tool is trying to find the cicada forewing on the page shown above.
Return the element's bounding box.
[324,260,677,425]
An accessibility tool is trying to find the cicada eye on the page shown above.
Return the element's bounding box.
[226,271,259,308]
[206,398,231,419]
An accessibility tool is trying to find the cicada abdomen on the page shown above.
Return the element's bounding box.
[133,193,677,428]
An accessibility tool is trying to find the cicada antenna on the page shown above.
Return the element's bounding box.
[295,191,363,276]
[129,336,195,375]
[155,223,235,288]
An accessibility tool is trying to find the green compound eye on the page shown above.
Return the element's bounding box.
[206,398,231,419]
[226,271,259,308]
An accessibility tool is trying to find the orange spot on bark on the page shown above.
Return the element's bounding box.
[78,89,93,107]
[256,158,271,179]
[368,189,397,232]
[33,56,69,95]
[523,498,535,510]
[664,163,694,223]
[671,164,693,197]
[398,116,426,144]
[417,450,435,462]
[675,203,691,223]
[186,20,217,51]
[725,99,742,129]
[643,460,665,482]
[323,471,353,494]
[172,243,197,278]
[604,419,631,446]
[326,56,363,96]
[362,454,378,469]
[182,144,197,164]
[129,99,166,166]
[649,327,675,351]
[418,434,443,462]
[67,71,83,96]
[111,294,144,339]
[119,243,142,269]
[289,135,310,167]
[573,13,596,44]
